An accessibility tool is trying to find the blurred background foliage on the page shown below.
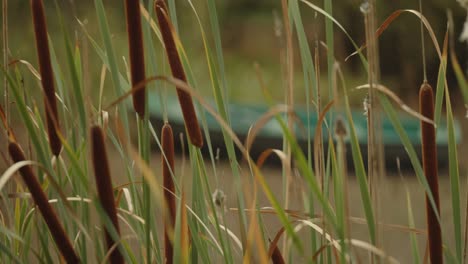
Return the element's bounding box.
[1,0,468,107]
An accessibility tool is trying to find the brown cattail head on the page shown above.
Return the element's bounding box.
[31,0,61,156]
[124,0,146,117]
[419,82,443,264]
[8,142,79,263]
[271,244,285,264]
[155,0,203,148]
[162,123,175,263]
[91,126,123,264]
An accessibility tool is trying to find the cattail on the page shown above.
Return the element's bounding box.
[31,0,61,156]
[125,0,146,117]
[91,126,124,264]
[161,123,175,263]
[420,82,443,264]
[8,142,79,263]
[155,0,203,148]
[270,244,285,264]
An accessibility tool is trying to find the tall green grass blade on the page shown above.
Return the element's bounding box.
[300,0,368,70]
[195,150,233,263]
[167,0,178,33]
[405,191,421,264]
[330,139,347,263]
[206,0,229,108]
[0,240,22,264]
[446,89,462,262]
[3,69,47,165]
[378,94,440,223]
[433,35,447,126]
[53,1,87,136]
[185,0,248,249]
[93,0,130,133]
[189,147,212,263]
[324,0,334,101]
[339,72,376,244]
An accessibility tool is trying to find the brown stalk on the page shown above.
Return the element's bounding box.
[31,0,61,156]
[161,123,175,263]
[8,142,79,263]
[155,0,203,148]
[419,82,443,264]
[91,126,124,264]
[125,0,146,117]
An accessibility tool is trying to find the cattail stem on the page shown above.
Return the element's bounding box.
[155,0,203,148]
[31,0,61,156]
[420,82,443,264]
[91,126,124,264]
[161,123,175,263]
[8,142,79,263]
[125,0,146,117]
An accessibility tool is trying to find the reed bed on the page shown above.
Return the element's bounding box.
[0,0,467,263]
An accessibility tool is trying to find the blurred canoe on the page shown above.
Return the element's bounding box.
[148,95,462,170]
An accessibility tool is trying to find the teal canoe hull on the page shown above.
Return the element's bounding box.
[148,95,462,170]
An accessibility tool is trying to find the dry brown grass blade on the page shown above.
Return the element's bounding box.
[155,0,203,148]
[356,84,436,127]
[31,0,61,156]
[162,123,176,263]
[267,227,286,261]
[244,104,294,153]
[0,103,16,142]
[419,83,442,264]
[312,100,334,147]
[346,9,442,62]
[346,10,403,61]
[8,142,79,263]
[91,126,124,264]
[312,100,334,191]
[8,59,41,80]
[124,0,146,117]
